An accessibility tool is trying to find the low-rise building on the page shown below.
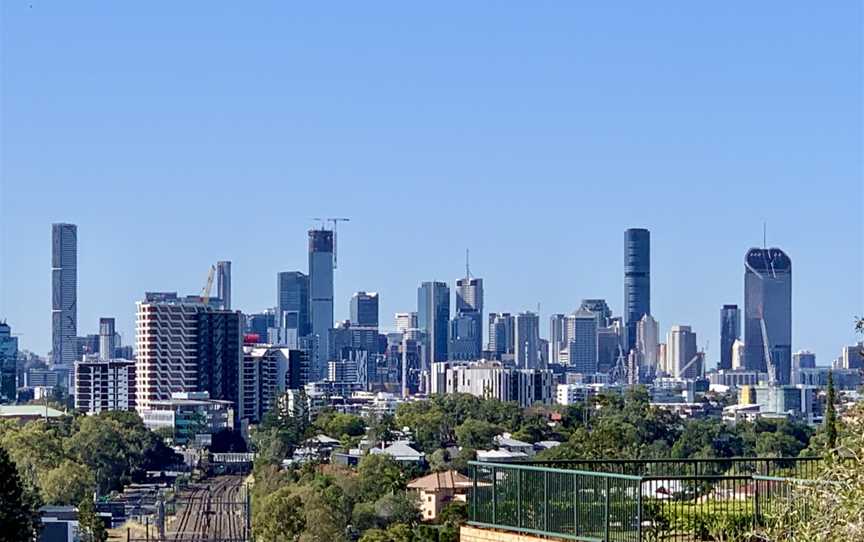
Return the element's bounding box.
[74,358,136,413]
[407,470,472,521]
[140,391,233,446]
[370,440,425,464]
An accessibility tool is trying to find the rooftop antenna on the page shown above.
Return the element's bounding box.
[465,248,471,279]
[763,221,767,250]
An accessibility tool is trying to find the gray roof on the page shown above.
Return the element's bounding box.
[0,405,65,418]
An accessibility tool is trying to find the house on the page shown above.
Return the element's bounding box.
[369,440,425,463]
[494,433,535,456]
[407,470,472,521]
[533,440,561,452]
[0,405,65,424]
[475,449,528,463]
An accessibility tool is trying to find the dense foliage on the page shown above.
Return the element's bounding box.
[0,411,178,505]
[0,445,41,542]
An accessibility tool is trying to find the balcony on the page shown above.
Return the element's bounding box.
[465,457,822,542]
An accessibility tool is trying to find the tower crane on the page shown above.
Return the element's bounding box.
[313,217,351,269]
[200,265,216,305]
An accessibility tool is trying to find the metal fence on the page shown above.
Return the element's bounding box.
[468,457,822,542]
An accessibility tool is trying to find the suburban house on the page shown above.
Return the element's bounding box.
[407,470,472,521]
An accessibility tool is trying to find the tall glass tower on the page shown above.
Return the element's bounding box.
[52,223,77,366]
[418,281,450,369]
[744,248,792,384]
[216,260,232,310]
[308,229,334,379]
[624,228,650,355]
[719,304,741,370]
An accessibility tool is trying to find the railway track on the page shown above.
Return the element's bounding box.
[166,475,248,541]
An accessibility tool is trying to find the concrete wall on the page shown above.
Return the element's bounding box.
[461,525,555,542]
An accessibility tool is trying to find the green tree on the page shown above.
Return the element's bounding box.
[825,371,837,451]
[367,413,397,448]
[428,449,451,472]
[0,446,41,542]
[324,413,367,438]
[301,483,351,542]
[358,454,405,501]
[454,419,501,450]
[374,492,421,525]
[65,416,130,492]
[40,460,95,505]
[77,496,107,542]
[253,486,306,542]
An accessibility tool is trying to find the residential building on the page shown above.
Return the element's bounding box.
[418,281,450,367]
[74,358,136,413]
[277,271,310,347]
[196,310,243,416]
[444,361,553,407]
[308,229,335,378]
[720,305,741,370]
[407,471,471,522]
[668,325,700,379]
[514,311,540,369]
[52,223,78,366]
[624,228,650,355]
[216,260,232,310]
[744,248,792,384]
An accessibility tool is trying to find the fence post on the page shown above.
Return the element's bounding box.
[492,466,497,525]
[753,477,761,529]
[472,465,478,522]
[604,477,610,542]
[543,470,549,532]
[517,469,522,528]
[573,473,579,536]
[637,480,643,542]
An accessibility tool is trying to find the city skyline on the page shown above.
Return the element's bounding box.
[0,3,860,365]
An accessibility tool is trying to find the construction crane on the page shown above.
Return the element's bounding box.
[677,340,709,379]
[200,265,216,305]
[313,217,351,269]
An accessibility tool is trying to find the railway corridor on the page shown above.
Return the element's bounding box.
[167,475,249,541]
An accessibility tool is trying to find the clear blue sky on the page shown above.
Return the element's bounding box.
[1,2,861,365]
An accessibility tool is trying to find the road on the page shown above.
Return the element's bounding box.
[168,475,248,541]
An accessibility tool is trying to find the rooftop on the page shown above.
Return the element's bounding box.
[0,405,65,418]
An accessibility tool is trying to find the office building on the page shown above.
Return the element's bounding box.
[418,281,450,367]
[597,326,622,374]
[668,325,700,379]
[277,271,310,348]
[74,358,136,413]
[564,310,597,373]
[791,350,816,385]
[487,313,515,358]
[245,309,276,342]
[52,223,78,366]
[350,292,380,328]
[308,229,335,377]
[514,311,541,369]
[99,317,116,361]
[839,343,864,370]
[449,312,482,361]
[456,274,483,356]
[548,314,566,365]
[720,305,741,371]
[731,339,745,370]
[395,312,418,333]
[579,299,612,328]
[140,391,233,446]
[624,228,650,355]
[0,322,18,401]
[216,261,232,310]
[744,248,792,385]
[330,320,380,359]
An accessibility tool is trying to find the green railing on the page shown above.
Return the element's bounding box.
[468,457,823,542]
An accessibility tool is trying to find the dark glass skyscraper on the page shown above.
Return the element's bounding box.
[196,310,242,425]
[719,304,741,370]
[624,228,650,355]
[456,275,483,356]
[350,291,379,327]
[52,223,78,366]
[744,248,792,384]
[277,271,310,338]
[308,230,334,378]
[417,281,450,368]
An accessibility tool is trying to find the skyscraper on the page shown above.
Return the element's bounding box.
[449,312,482,361]
[487,313,515,357]
[624,228,650,355]
[719,304,741,370]
[99,317,116,361]
[216,261,232,310]
[52,223,78,366]
[394,312,418,333]
[455,274,483,356]
[744,248,792,385]
[565,309,597,373]
[308,229,335,378]
[277,271,310,347]
[350,292,379,328]
[579,299,612,328]
[514,311,541,369]
[548,313,566,365]
[667,325,700,379]
[0,322,18,401]
[197,310,243,414]
[636,314,659,369]
[417,281,450,367]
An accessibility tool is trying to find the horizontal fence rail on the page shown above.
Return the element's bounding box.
[469,457,824,542]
